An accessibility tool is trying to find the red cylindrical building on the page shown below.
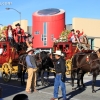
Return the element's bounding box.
[32,8,65,49]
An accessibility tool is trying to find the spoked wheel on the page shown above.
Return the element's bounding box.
[66,59,72,75]
[2,63,12,82]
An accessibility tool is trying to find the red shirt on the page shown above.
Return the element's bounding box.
[65,49,71,54]
[67,32,73,41]
[14,28,25,43]
[78,31,84,38]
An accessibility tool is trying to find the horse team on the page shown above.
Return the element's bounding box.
[17,48,100,93]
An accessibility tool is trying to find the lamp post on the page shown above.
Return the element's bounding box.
[6,8,21,26]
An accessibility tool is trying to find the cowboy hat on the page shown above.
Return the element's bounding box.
[53,50,62,56]
[15,23,20,26]
[26,47,35,53]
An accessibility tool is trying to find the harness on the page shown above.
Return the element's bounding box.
[72,52,100,72]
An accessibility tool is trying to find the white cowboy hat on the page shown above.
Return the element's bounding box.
[26,47,35,53]
[53,50,62,56]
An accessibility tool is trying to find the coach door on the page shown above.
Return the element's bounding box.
[1,43,9,63]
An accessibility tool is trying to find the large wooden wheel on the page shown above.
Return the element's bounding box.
[1,63,12,82]
[66,59,72,75]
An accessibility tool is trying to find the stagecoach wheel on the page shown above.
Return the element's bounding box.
[1,63,12,82]
[66,59,72,75]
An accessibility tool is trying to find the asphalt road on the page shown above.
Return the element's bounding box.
[0,72,100,100]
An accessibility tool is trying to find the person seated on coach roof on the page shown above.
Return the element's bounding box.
[67,29,75,41]
[5,25,15,46]
[76,30,84,38]
[14,23,25,44]
[70,32,79,43]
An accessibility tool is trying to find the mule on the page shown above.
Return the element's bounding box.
[71,51,100,93]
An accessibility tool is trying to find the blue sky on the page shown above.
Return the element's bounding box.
[0,0,100,26]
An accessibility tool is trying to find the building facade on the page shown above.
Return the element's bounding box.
[32,8,65,49]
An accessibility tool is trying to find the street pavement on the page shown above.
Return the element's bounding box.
[0,72,100,100]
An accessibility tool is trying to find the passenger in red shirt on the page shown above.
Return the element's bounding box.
[65,47,71,54]
[67,29,75,41]
[76,30,84,38]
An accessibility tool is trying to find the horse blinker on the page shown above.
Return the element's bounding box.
[86,55,89,62]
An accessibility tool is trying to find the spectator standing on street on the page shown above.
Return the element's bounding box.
[13,94,28,100]
[25,47,37,93]
[51,50,67,100]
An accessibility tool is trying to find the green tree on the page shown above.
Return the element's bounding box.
[0,26,7,39]
[58,29,70,42]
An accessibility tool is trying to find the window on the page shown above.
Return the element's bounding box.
[42,22,47,46]
[41,34,47,41]
[34,31,40,34]
[44,41,47,46]
[65,45,69,48]
[43,22,47,34]
[88,38,94,49]
[59,45,63,51]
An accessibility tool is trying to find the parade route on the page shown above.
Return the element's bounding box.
[0,74,100,100]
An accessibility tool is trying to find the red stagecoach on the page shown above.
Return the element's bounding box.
[53,41,93,75]
[0,41,21,82]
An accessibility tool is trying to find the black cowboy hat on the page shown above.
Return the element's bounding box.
[71,29,74,31]
[15,23,20,26]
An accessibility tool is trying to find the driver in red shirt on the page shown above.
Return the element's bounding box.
[14,23,25,44]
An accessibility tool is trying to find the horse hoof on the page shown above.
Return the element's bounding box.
[92,90,96,93]
[82,84,86,88]
[36,84,40,87]
[79,88,82,90]
[72,88,76,90]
